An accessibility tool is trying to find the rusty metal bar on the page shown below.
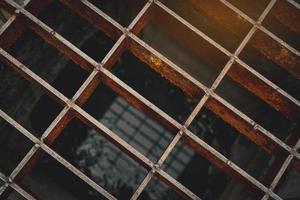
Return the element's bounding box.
[0,87,198,200]
[5,1,296,162]
[0,0,299,199]
[127,0,154,35]
[184,130,282,200]
[126,34,300,161]
[218,0,300,57]
[0,26,127,200]
[0,37,281,200]
[1,36,127,198]
[11,0,296,164]
[132,91,213,200]
[0,109,116,199]
[0,0,52,50]
[130,3,288,192]
[0,1,134,195]
[0,36,201,200]
[11,0,296,193]
[100,67,181,132]
[209,0,300,80]
[152,1,300,121]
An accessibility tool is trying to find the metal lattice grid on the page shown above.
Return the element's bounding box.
[0,0,299,199]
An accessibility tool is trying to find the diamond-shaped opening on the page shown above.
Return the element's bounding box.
[216,66,297,141]
[110,50,198,124]
[20,153,108,200]
[89,0,148,27]
[161,139,263,199]
[83,84,176,162]
[188,106,273,180]
[159,0,253,52]
[0,121,33,175]
[51,117,148,198]
[239,30,300,100]
[140,175,185,200]
[262,1,300,51]
[226,0,271,20]
[0,61,63,136]
[273,166,300,200]
[138,17,229,87]
[36,0,116,61]
[7,29,90,99]
[7,188,27,200]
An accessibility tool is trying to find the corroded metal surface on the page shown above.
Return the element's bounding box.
[0,0,299,199]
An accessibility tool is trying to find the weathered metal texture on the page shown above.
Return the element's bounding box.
[268,0,300,37]
[190,0,300,80]
[250,30,300,80]
[228,61,300,120]
[127,34,205,101]
[0,0,52,49]
[270,1,300,44]
[0,0,299,200]
[149,1,300,121]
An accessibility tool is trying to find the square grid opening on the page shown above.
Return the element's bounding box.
[0,0,299,200]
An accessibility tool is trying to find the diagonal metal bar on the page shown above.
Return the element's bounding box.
[0,42,285,199]
[127,0,292,192]
[152,0,300,121]
[8,0,296,173]
[0,46,201,199]
[0,0,52,49]
[0,16,299,200]
[0,26,127,200]
[126,33,300,162]
[0,0,299,199]
[184,129,282,200]
[0,109,116,200]
[261,139,300,200]
[0,172,36,200]
[193,0,300,79]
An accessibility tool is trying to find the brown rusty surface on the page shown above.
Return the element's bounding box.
[228,62,300,121]
[153,1,300,123]
[189,0,300,80]
[205,97,280,155]
[190,0,251,37]
[0,0,52,49]
[271,1,300,34]
[0,16,26,50]
[226,0,270,20]
[152,2,229,69]
[250,30,300,80]
[0,0,299,199]
[128,35,204,101]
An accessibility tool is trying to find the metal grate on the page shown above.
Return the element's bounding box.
[0,0,299,199]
